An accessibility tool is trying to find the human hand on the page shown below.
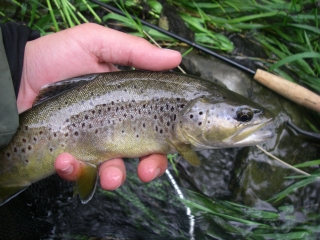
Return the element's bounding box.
[18,23,181,189]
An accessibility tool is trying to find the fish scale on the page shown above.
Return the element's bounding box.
[0,71,274,205]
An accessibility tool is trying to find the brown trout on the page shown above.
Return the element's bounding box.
[0,71,273,205]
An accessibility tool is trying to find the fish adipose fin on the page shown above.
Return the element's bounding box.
[168,140,200,166]
[33,74,98,106]
[0,182,30,206]
[73,162,98,204]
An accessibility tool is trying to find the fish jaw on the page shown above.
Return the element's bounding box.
[224,117,274,147]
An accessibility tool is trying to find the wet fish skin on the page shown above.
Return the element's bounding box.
[0,71,273,205]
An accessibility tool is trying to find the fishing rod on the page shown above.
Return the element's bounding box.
[89,0,320,112]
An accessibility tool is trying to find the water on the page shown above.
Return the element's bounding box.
[0,36,319,239]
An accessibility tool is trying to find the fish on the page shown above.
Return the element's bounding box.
[0,71,273,206]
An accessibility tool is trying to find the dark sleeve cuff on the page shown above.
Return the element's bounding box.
[0,23,40,97]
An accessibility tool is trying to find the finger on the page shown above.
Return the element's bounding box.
[137,154,168,182]
[99,159,126,190]
[54,153,81,181]
[79,24,182,71]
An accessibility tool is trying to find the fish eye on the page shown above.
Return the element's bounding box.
[235,108,253,122]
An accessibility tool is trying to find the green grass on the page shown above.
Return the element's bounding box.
[1,0,320,238]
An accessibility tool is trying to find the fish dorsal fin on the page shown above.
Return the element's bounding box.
[167,139,200,166]
[33,74,98,106]
[73,161,98,204]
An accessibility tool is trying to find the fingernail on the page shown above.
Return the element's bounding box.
[162,48,178,52]
[153,168,161,180]
[60,165,73,175]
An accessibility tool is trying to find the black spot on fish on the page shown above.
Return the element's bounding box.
[121,106,124,110]
[22,148,26,153]
[6,152,10,157]
[180,104,185,108]
[85,115,89,120]
[166,104,169,110]
[119,118,122,122]
[92,110,96,114]
[33,137,37,141]
[122,130,124,134]
[143,123,146,128]
[154,115,157,120]
[89,124,92,128]
[25,159,29,163]
[160,129,163,134]
[190,114,193,119]
[124,113,127,118]
[65,101,68,104]
[131,115,134,119]
[74,131,79,136]
[143,104,146,108]
[95,130,98,134]
[172,125,175,130]
[108,107,111,111]
[133,85,137,89]
[136,134,139,138]
[103,104,107,107]
[25,126,28,130]
[116,107,119,112]
[65,133,69,137]
[174,114,176,121]
[117,85,121,88]
[98,109,102,114]
[129,103,132,108]
[28,146,32,150]
[111,101,114,105]
[171,106,174,112]
[82,123,85,128]
[176,98,180,101]
[208,121,211,124]
[138,109,141,114]
[14,147,17,152]
[156,126,158,132]
[167,121,170,126]
[39,131,43,135]
[22,138,26,143]
[160,106,164,112]
[199,111,203,115]
[198,122,202,126]
[54,133,57,137]
[50,148,53,152]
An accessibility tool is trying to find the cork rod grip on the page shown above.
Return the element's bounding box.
[254,69,320,112]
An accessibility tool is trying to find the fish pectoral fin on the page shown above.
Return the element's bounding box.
[168,140,200,166]
[0,182,30,206]
[74,162,98,204]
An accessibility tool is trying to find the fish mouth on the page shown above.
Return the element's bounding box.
[231,118,274,147]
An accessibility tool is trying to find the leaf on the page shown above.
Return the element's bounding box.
[269,52,320,75]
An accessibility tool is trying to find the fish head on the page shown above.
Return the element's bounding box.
[177,95,274,149]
